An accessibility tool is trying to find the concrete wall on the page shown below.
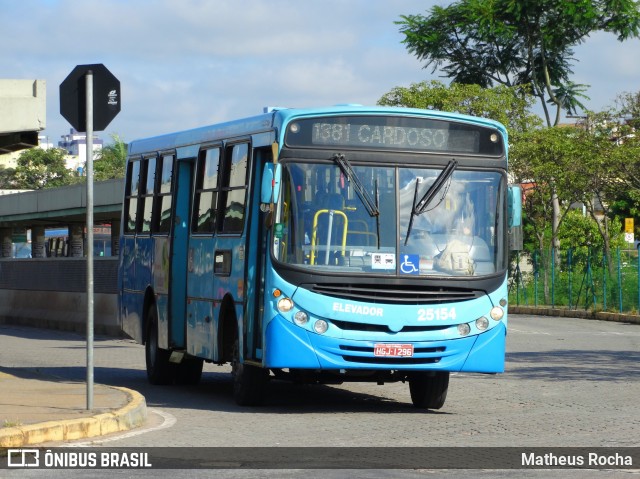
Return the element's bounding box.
[0,290,119,335]
[0,257,121,336]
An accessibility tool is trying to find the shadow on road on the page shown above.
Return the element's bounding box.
[2,362,443,416]
[506,349,640,381]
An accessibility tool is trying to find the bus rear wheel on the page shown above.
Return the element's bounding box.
[408,371,449,410]
[231,340,268,406]
[145,305,174,385]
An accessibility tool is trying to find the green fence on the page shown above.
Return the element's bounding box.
[509,247,640,314]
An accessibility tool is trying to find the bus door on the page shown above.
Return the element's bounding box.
[167,152,195,350]
[210,142,253,360]
[242,145,273,363]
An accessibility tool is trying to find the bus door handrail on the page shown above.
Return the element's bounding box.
[310,209,348,265]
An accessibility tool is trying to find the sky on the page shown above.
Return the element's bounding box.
[2,0,639,146]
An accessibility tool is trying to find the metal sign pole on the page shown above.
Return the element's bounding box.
[61,63,120,410]
[85,70,95,410]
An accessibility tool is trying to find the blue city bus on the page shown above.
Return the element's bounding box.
[118,105,522,409]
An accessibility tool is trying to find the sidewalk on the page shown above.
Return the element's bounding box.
[0,367,147,447]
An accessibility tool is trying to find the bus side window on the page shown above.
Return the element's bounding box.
[193,147,221,233]
[154,154,174,234]
[140,155,157,233]
[219,143,249,234]
[124,159,141,234]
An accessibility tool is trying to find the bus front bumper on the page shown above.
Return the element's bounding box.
[264,315,505,373]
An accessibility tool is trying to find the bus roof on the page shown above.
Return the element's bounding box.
[127,105,507,157]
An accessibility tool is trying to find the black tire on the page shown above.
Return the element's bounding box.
[409,371,450,409]
[176,357,204,385]
[145,305,175,385]
[231,340,268,406]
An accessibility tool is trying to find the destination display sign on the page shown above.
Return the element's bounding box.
[285,115,504,155]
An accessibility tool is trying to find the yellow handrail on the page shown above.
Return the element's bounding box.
[310,209,348,265]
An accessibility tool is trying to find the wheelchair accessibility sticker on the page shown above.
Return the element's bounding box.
[400,254,420,275]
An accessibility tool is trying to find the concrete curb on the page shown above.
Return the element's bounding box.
[511,306,640,325]
[0,386,147,447]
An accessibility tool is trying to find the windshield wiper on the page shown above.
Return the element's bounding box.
[404,159,458,245]
[332,153,379,217]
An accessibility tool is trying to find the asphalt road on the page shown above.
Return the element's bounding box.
[1,314,639,478]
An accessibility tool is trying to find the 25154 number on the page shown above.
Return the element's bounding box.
[417,307,457,321]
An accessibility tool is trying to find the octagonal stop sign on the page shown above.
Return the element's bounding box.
[60,64,120,132]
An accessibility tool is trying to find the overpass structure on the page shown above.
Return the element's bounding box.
[0,179,123,258]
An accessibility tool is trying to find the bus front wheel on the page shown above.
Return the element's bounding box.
[231,340,268,406]
[408,371,449,410]
[145,305,174,385]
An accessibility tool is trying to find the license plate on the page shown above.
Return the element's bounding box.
[374,344,414,357]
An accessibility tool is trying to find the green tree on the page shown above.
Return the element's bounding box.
[0,164,16,189]
[615,90,640,130]
[94,134,127,180]
[397,0,640,126]
[584,109,640,247]
[378,80,542,134]
[512,111,637,276]
[610,92,640,209]
[510,126,589,300]
[14,147,76,189]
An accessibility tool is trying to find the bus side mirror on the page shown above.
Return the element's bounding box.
[508,185,523,250]
[261,163,282,205]
[507,185,522,227]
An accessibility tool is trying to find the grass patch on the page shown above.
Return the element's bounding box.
[2,419,22,428]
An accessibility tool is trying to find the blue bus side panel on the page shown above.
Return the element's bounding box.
[186,237,215,299]
[186,299,218,360]
[120,236,172,349]
[121,236,159,344]
[121,291,144,342]
[186,237,215,360]
[134,237,153,291]
[186,236,246,361]
[121,237,136,292]
[120,236,141,341]
[137,237,163,345]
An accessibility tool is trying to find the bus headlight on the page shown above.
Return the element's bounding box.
[314,319,329,334]
[457,323,471,336]
[294,311,309,325]
[476,317,489,331]
[277,297,294,313]
[490,306,504,321]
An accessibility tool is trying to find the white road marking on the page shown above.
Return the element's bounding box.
[508,327,551,335]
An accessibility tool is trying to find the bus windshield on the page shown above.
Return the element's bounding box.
[273,159,506,277]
